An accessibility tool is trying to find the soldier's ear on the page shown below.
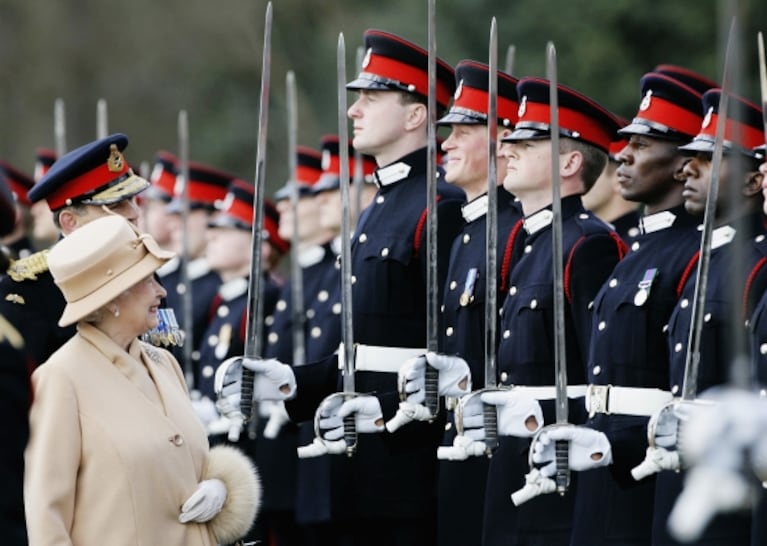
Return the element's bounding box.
[742,170,763,198]
[404,102,427,131]
[57,209,80,235]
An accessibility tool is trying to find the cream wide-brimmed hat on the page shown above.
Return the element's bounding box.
[48,215,175,327]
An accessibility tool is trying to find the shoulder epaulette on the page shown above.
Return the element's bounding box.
[7,249,50,282]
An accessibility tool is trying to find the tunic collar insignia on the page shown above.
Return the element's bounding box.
[461,194,489,223]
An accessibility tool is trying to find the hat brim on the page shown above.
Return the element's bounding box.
[208,214,250,231]
[58,249,173,327]
[312,175,341,194]
[273,184,315,202]
[80,173,150,206]
[618,121,690,142]
[346,75,396,92]
[501,127,550,143]
[437,111,486,126]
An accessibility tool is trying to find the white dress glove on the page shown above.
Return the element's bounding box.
[532,425,612,477]
[261,401,291,439]
[481,389,544,438]
[398,352,472,403]
[191,395,220,429]
[242,357,297,401]
[179,479,227,523]
[319,394,384,440]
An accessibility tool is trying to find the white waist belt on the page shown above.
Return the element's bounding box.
[337,343,426,374]
[585,384,673,417]
[512,385,588,400]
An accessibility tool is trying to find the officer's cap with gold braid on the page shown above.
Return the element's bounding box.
[28,133,149,211]
[679,89,765,158]
[347,29,456,110]
[438,60,519,127]
[503,77,621,153]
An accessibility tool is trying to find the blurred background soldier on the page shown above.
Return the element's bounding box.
[0,161,36,259]
[0,133,149,366]
[28,149,59,252]
[139,150,178,251]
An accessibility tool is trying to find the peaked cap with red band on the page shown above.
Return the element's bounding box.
[274,146,323,201]
[438,60,519,127]
[313,134,377,193]
[679,89,764,158]
[145,151,178,203]
[607,115,630,161]
[210,178,289,254]
[0,161,35,207]
[28,133,149,211]
[619,73,704,141]
[33,148,57,183]
[653,65,718,96]
[346,29,456,110]
[166,160,234,213]
[503,77,620,153]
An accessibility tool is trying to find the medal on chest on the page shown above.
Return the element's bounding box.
[634,268,658,306]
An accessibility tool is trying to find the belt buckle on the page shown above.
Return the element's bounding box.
[587,384,611,418]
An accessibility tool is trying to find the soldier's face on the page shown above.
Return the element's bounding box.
[168,209,209,259]
[616,136,685,206]
[682,152,719,216]
[316,189,342,232]
[206,226,251,278]
[277,196,320,242]
[442,124,487,190]
[348,90,410,159]
[501,139,551,197]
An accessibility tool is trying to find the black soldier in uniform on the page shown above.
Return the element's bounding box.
[0,133,149,366]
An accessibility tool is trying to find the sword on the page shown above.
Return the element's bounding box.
[423,0,440,419]
[177,110,195,390]
[760,32,767,147]
[547,42,571,495]
[54,98,67,156]
[97,98,108,139]
[240,1,273,429]
[286,70,306,370]
[504,44,516,76]
[482,16,500,456]
[352,45,366,226]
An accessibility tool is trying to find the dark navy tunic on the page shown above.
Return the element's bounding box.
[652,214,766,546]
[437,188,523,546]
[285,147,465,530]
[486,195,626,546]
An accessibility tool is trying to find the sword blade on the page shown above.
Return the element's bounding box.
[483,17,500,455]
[54,98,67,157]
[758,32,767,147]
[547,42,570,494]
[177,110,195,390]
[504,44,516,76]
[338,33,357,456]
[97,98,108,139]
[241,1,273,423]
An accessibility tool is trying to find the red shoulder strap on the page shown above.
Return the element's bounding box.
[500,218,525,293]
[676,251,700,299]
[743,256,767,320]
[563,232,628,304]
[413,195,442,258]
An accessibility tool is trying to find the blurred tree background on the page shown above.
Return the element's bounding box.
[0,0,764,196]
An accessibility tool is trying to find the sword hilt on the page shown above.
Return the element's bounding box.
[554,438,570,495]
[343,410,357,457]
[482,400,499,456]
[424,364,440,419]
[240,368,255,424]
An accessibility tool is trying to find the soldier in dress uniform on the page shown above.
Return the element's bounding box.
[582,128,642,243]
[139,150,178,250]
[220,28,467,546]
[0,174,32,546]
[293,135,377,545]
[159,161,229,391]
[545,71,713,546]
[0,133,149,366]
[0,161,36,259]
[28,149,59,251]
[425,59,523,546]
[647,89,766,545]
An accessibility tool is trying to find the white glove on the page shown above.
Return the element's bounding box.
[318,394,384,443]
[531,425,612,477]
[437,433,488,460]
[481,389,543,438]
[179,479,227,523]
[398,352,472,404]
[262,401,291,439]
[242,357,297,401]
[191,395,220,429]
[631,446,681,480]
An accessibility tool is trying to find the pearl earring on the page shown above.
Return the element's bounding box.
[113,307,120,318]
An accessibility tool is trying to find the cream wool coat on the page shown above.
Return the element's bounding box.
[25,323,260,546]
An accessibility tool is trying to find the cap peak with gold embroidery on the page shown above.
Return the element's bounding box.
[438,60,519,127]
[274,146,323,201]
[313,134,377,194]
[346,29,456,109]
[619,73,704,141]
[503,77,620,153]
[679,89,764,157]
[28,133,149,211]
[0,161,35,207]
[210,179,289,254]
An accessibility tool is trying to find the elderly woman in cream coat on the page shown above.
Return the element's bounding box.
[24,215,260,545]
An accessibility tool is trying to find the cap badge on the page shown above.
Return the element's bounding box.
[150,162,164,184]
[362,48,372,69]
[517,95,527,118]
[639,90,653,112]
[173,174,185,197]
[321,149,332,171]
[702,106,714,129]
[107,144,125,173]
[219,192,235,212]
[454,79,464,100]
